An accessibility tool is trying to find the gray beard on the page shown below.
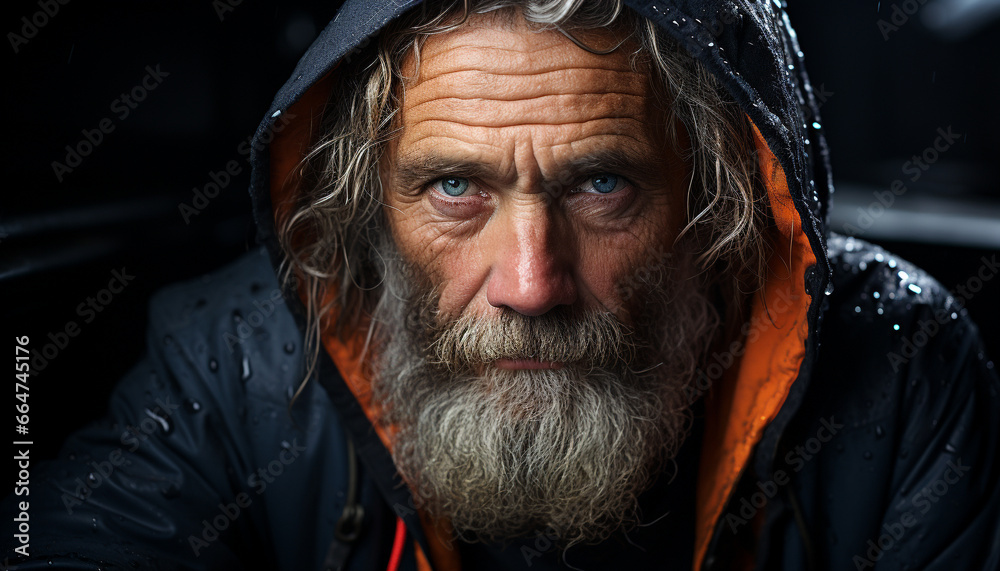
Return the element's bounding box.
[369,238,717,546]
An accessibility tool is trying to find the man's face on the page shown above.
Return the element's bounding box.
[381,13,689,334]
[370,13,715,544]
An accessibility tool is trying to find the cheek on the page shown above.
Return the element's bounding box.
[384,200,490,319]
[578,198,682,316]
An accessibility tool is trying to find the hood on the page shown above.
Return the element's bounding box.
[246,1,834,569]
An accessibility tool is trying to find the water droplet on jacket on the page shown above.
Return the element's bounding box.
[281,440,292,451]
[889,259,898,269]
[241,355,252,381]
[859,261,867,271]
[950,312,958,320]
[707,41,715,47]
[811,121,821,129]
[897,270,909,281]
[873,291,880,299]
[824,282,834,296]
[144,408,173,435]
[945,443,957,454]
[854,306,861,313]
[184,399,202,413]
[877,307,884,315]
[284,342,296,354]
[92,517,99,531]
[875,425,884,438]
[88,473,98,483]
[875,253,884,263]
[286,385,295,401]
[907,284,922,294]
[209,358,219,372]
[863,451,873,460]
[893,324,900,331]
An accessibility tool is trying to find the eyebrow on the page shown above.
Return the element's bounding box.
[561,147,665,187]
[391,146,669,194]
[392,155,496,194]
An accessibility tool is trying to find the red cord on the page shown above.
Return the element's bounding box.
[386,516,407,571]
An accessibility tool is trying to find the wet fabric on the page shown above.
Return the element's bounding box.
[3,1,999,570]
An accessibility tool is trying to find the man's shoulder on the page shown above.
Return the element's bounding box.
[824,233,963,325]
[149,247,289,331]
[762,235,1000,570]
[812,232,995,432]
[144,248,306,405]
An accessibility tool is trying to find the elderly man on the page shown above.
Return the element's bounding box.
[4,0,998,569]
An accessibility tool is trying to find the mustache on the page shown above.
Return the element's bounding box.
[427,306,639,371]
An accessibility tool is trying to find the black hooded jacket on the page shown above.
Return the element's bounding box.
[4,1,999,570]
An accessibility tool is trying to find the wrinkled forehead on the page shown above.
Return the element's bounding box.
[389,12,668,170]
[400,10,648,89]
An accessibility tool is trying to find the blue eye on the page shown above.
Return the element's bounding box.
[436,177,470,197]
[589,173,621,194]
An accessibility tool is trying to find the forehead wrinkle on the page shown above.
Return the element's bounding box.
[406,98,648,131]
[405,70,649,109]
[416,23,631,62]
[400,118,650,142]
[410,53,643,90]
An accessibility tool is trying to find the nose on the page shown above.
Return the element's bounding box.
[485,208,577,316]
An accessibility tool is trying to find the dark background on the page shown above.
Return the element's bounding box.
[2,1,998,471]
